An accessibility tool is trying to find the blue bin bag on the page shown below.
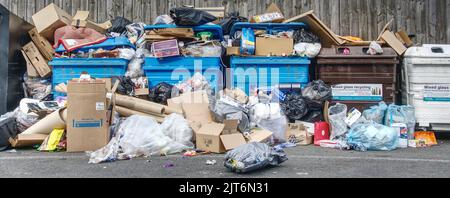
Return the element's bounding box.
[347,121,399,152]
[144,24,224,41]
[55,36,135,53]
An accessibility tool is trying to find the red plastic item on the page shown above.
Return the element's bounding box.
[314,122,330,146]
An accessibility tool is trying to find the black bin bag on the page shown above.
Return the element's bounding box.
[170,7,217,26]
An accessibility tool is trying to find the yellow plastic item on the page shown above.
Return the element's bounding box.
[41,128,65,151]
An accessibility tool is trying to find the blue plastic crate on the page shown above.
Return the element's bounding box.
[49,58,129,97]
[144,57,223,91]
[55,36,135,53]
[230,56,311,95]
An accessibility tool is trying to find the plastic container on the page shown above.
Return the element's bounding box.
[143,25,224,92]
[403,44,450,130]
[229,22,311,95]
[317,46,399,111]
[230,56,310,95]
[50,58,129,97]
[144,57,223,90]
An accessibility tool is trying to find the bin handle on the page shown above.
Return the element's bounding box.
[431,47,444,53]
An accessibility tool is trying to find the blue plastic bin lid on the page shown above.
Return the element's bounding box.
[144,24,224,42]
[55,36,135,53]
[229,22,308,38]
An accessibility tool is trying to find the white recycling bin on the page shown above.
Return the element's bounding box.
[403,44,450,130]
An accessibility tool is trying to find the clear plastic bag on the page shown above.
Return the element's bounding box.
[224,142,288,173]
[251,103,287,143]
[302,80,332,102]
[362,101,388,124]
[160,114,194,148]
[119,48,136,60]
[89,115,193,164]
[347,121,399,151]
[385,105,416,139]
[328,103,348,140]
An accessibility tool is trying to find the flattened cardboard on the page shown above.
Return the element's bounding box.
[220,133,247,151]
[196,122,226,153]
[396,30,414,47]
[381,30,407,55]
[22,42,52,78]
[227,47,241,56]
[72,11,112,34]
[284,10,344,47]
[21,50,39,78]
[28,28,54,61]
[256,37,293,56]
[154,28,195,38]
[67,80,109,152]
[9,134,48,148]
[248,128,273,143]
[32,3,73,41]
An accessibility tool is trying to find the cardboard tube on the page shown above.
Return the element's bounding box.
[163,106,183,115]
[115,94,165,115]
[21,108,67,135]
[116,106,165,123]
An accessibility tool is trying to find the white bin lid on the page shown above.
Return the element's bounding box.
[405,44,450,58]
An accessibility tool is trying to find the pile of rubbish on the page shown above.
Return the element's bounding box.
[0,3,438,175]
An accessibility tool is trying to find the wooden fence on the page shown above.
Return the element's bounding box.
[1,0,449,44]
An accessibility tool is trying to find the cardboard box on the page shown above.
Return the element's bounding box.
[9,134,48,148]
[152,39,180,58]
[248,128,273,143]
[286,123,313,146]
[256,37,293,56]
[196,122,226,153]
[284,10,344,47]
[381,30,407,55]
[168,91,213,124]
[32,3,73,42]
[28,28,54,61]
[222,120,239,135]
[251,3,285,23]
[227,47,240,56]
[72,11,112,34]
[67,79,110,152]
[220,133,247,151]
[22,42,52,78]
[21,50,39,78]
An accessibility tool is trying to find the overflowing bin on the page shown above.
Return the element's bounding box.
[317,46,399,111]
[49,37,134,97]
[143,24,224,92]
[403,44,450,130]
[229,22,311,95]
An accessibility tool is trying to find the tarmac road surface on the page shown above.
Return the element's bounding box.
[1,140,450,178]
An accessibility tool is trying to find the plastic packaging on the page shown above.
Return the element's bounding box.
[280,93,308,122]
[119,48,136,60]
[176,72,211,93]
[224,142,288,173]
[170,7,217,26]
[328,103,348,140]
[251,103,287,143]
[213,97,251,133]
[367,41,383,55]
[89,115,193,164]
[112,76,135,96]
[219,12,248,35]
[385,105,416,140]
[362,101,388,124]
[346,121,399,151]
[0,117,18,151]
[149,82,179,105]
[126,23,146,44]
[240,28,255,55]
[153,15,174,25]
[108,17,132,34]
[185,42,222,57]
[302,80,332,102]
[125,48,149,78]
[294,43,322,58]
[293,28,320,43]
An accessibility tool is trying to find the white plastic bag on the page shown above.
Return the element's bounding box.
[251,103,287,143]
[119,48,136,60]
[160,114,194,148]
[328,103,348,140]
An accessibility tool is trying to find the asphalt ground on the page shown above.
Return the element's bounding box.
[1,139,449,178]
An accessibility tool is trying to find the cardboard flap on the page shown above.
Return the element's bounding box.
[381,30,407,55]
[73,11,90,21]
[223,120,239,131]
[284,10,344,47]
[248,128,273,143]
[197,123,225,136]
[220,133,247,151]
